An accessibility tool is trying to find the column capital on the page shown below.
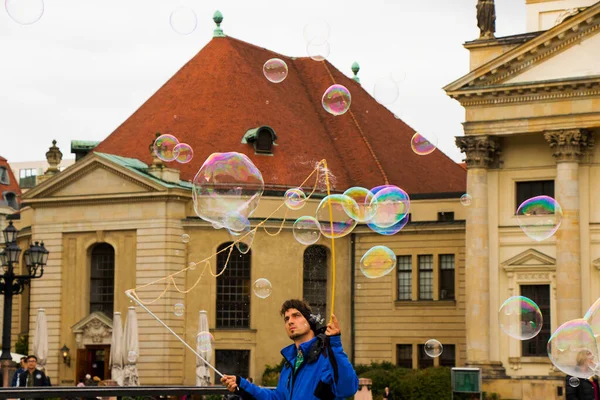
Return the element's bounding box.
[544,129,594,163]
[455,135,501,169]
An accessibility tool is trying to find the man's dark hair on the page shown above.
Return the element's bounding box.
[26,355,37,362]
[20,357,26,362]
[280,299,317,332]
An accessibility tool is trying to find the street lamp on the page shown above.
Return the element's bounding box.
[0,221,49,387]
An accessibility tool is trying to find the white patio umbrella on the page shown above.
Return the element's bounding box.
[196,310,212,386]
[32,309,48,370]
[123,307,140,386]
[109,312,125,386]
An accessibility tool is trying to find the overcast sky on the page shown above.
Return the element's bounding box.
[0,0,526,165]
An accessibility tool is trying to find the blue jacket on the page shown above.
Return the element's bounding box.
[238,334,358,400]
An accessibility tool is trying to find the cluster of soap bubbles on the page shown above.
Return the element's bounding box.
[153,134,194,164]
[5,0,44,25]
[516,195,563,242]
[170,7,198,35]
[303,19,331,61]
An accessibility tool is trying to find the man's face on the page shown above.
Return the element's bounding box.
[26,358,37,371]
[284,308,311,340]
[20,359,26,368]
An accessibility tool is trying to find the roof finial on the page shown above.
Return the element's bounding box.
[45,140,63,175]
[213,10,225,38]
[351,62,360,83]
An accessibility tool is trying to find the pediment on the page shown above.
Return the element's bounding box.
[72,311,113,333]
[502,249,556,272]
[445,3,600,98]
[72,312,113,346]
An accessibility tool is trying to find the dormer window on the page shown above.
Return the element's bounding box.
[242,126,278,155]
[2,192,18,210]
[0,167,9,185]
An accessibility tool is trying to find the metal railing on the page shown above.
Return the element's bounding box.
[0,385,229,399]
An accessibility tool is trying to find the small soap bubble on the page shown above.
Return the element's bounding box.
[360,245,397,279]
[569,377,580,387]
[5,0,44,25]
[127,351,138,363]
[153,134,180,162]
[322,84,351,116]
[373,76,399,105]
[169,7,198,35]
[307,41,331,61]
[174,303,185,316]
[181,234,190,243]
[196,331,214,352]
[174,143,194,164]
[460,194,472,206]
[263,58,288,83]
[411,132,438,156]
[315,195,358,239]
[253,278,273,299]
[498,296,543,340]
[424,339,443,358]
[516,195,562,242]
[293,216,321,245]
[284,188,307,210]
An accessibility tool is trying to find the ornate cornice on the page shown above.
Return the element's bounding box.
[455,136,501,169]
[544,129,594,162]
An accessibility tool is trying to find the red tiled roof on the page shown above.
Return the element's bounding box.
[94,36,466,195]
[458,162,467,170]
[0,155,22,207]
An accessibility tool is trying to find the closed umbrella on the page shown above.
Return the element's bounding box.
[109,312,124,386]
[32,309,48,370]
[123,307,139,386]
[196,310,211,386]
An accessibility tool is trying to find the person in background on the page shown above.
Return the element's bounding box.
[84,374,93,386]
[17,355,50,387]
[11,357,27,387]
[383,386,394,400]
[566,350,599,400]
[76,378,85,387]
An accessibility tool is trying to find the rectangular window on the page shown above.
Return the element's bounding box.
[397,255,412,300]
[516,180,554,211]
[439,254,455,300]
[215,350,250,378]
[0,167,9,185]
[521,285,550,357]
[437,212,454,222]
[439,344,456,367]
[418,255,433,300]
[417,344,434,369]
[216,245,251,329]
[396,344,413,368]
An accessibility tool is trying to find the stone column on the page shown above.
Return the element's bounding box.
[456,135,504,375]
[544,129,593,325]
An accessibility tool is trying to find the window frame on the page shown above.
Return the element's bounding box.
[418,255,434,300]
[520,284,551,357]
[439,254,455,301]
[215,349,251,378]
[215,243,251,329]
[303,245,328,318]
[395,344,413,368]
[396,255,412,301]
[515,180,555,212]
[89,243,115,316]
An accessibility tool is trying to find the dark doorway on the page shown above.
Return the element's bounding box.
[77,345,110,382]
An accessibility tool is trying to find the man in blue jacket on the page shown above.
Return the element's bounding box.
[221,299,359,400]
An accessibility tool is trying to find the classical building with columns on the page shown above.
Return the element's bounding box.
[446,0,600,399]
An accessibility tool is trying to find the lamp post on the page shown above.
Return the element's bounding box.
[0,221,49,387]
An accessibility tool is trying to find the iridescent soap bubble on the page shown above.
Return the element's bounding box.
[584,298,600,337]
[343,187,377,223]
[316,195,358,239]
[174,143,194,164]
[224,211,250,233]
[498,296,543,340]
[303,19,330,44]
[460,194,472,206]
[373,76,399,105]
[322,84,351,116]
[196,331,214,353]
[181,234,190,243]
[307,41,331,61]
[293,216,321,245]
[263,58,288,83]
[127,351,138,363]
[368,185,410,229]
[192,152,264,230]
[360,246,397,279]
[253,278,273,299]
[411,132,438,156]
[547,319,599,379]
[169,7,197,35]
[153,134,180,162]
[368,213,409,236]
[174,303,185,316]
[228,225,254,255]
[569,377,580,387]
[424,339,443,358]
[284,188,306,210]
[5,0,44,25]
[516,196,563,242]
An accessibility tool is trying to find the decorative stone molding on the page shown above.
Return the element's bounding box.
[594,258,600,271]
[455,135,501,169]
[544,129,594,162]
[72,312,113,349]
[45,140,63,175]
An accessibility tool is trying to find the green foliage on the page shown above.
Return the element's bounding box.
[355,362,452,400]
[262,358,286,387]
[15,333,28,355]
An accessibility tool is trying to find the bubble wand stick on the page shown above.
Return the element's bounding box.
[322,160,337,320]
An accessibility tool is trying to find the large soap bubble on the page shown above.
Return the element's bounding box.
[516,195,562,242]
[192,152,264,231]
[367,185,410,229]
[360,245,397,278]
[584,298,600,337]
[547,319,599,379]
[368,213,409,235]
[316,195,358,239]
[343,187,377,223]
[498,296,543,340]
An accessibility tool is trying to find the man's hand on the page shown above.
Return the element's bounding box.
[220,375,238,392]
[326,314,341,336]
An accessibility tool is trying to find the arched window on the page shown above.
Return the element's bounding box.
[90,243,115,316]
[216,243,251,328]
[303,245,328,318]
